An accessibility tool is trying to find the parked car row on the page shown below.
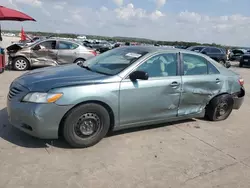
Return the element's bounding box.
[6,38,250,71]
[186,46,230,68]
[82,40,121,53]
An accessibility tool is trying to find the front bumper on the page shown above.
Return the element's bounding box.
[7,99,73,139]
[232,87,245,110]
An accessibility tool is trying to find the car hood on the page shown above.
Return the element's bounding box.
[6,43,24,53]
[14,64,108,91]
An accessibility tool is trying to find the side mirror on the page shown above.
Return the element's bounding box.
[201,51,207,55]
[32,45,41,51]
[129,71,149,81]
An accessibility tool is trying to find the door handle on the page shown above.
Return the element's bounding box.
[215,78,221,84]
[170,81,180,87]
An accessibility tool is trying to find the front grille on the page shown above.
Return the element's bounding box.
[8,87,22,100]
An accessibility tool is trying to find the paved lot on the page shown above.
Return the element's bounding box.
[0,62,250,188]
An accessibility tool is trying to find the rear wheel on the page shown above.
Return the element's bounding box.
[13,57,29,71]
[63,103,110,148]
[205,94,234,121]
[239,61,243,67]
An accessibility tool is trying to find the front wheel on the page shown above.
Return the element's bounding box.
[205,94,234,121]
[63,103,110,148]
[13,57,30,71]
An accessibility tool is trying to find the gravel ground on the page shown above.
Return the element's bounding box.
[0,61,250,188]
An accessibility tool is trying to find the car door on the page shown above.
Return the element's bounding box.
[178,53,222,116]
[46,40,58,65]
[30,41,50,66]
[57,41,79,64]
[119,52,182,126]
[31,40,57,66]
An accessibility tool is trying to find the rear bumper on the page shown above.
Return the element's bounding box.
[232,87,245,110]
[240,58,250,65]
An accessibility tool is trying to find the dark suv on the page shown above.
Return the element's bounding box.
[239,51,250,67]
[187,46,227,64]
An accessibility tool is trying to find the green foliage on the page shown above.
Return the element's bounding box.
[2,30,237,49]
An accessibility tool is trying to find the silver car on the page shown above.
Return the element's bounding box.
[7,46,245,148]
[7,39,97,71]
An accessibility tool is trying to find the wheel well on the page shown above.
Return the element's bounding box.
[13,56,30,64]
[58,100,115,138]
[73,58,86,63]
[206,92,231,107]
[13,56,31,68]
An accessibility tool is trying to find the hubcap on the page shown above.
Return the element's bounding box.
[76,60,85,64]
[15,59,27,70]
[217,102,228,116]
[74,113,101,137]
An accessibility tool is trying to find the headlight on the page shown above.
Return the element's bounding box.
[22,92,63,103]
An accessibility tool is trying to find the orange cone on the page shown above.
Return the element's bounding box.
[20,27,26,41]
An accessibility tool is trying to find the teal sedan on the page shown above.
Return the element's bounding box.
[7,46,245,148]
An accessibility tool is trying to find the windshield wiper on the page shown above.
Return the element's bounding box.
[77,62,112,76]
[92,70,113,76]
[77,63,92,71]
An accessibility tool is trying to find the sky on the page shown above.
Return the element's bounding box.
[1,0,250,46]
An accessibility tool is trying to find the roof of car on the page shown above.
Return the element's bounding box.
[190,45,224,50]
[36,38,84,46]
[118,45,201,55]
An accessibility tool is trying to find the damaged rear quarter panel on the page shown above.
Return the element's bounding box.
[178,74,224,116]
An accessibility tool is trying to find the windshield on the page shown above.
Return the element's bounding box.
[28,39,43,47]
[84,47,148,75]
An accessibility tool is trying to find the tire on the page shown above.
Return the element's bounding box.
[219,60,225,66]
[0,68,4,74]
[13,57,30,71]
[205,94,234,121]
[63,103,110,148]
[239,62,243,67]
[74,58,85,64]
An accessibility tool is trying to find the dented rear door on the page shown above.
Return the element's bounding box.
[178,53,223,116]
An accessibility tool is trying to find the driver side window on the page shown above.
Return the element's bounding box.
[136,53,177,78]
[37,40,56,50]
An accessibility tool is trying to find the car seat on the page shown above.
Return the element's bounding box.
[186,65,207,75]
[165,61,177,76]
[148,59,166,77]
[51,42,56,49]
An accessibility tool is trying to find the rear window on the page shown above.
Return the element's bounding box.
[58,41,79,50]
[210,47,222,54]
